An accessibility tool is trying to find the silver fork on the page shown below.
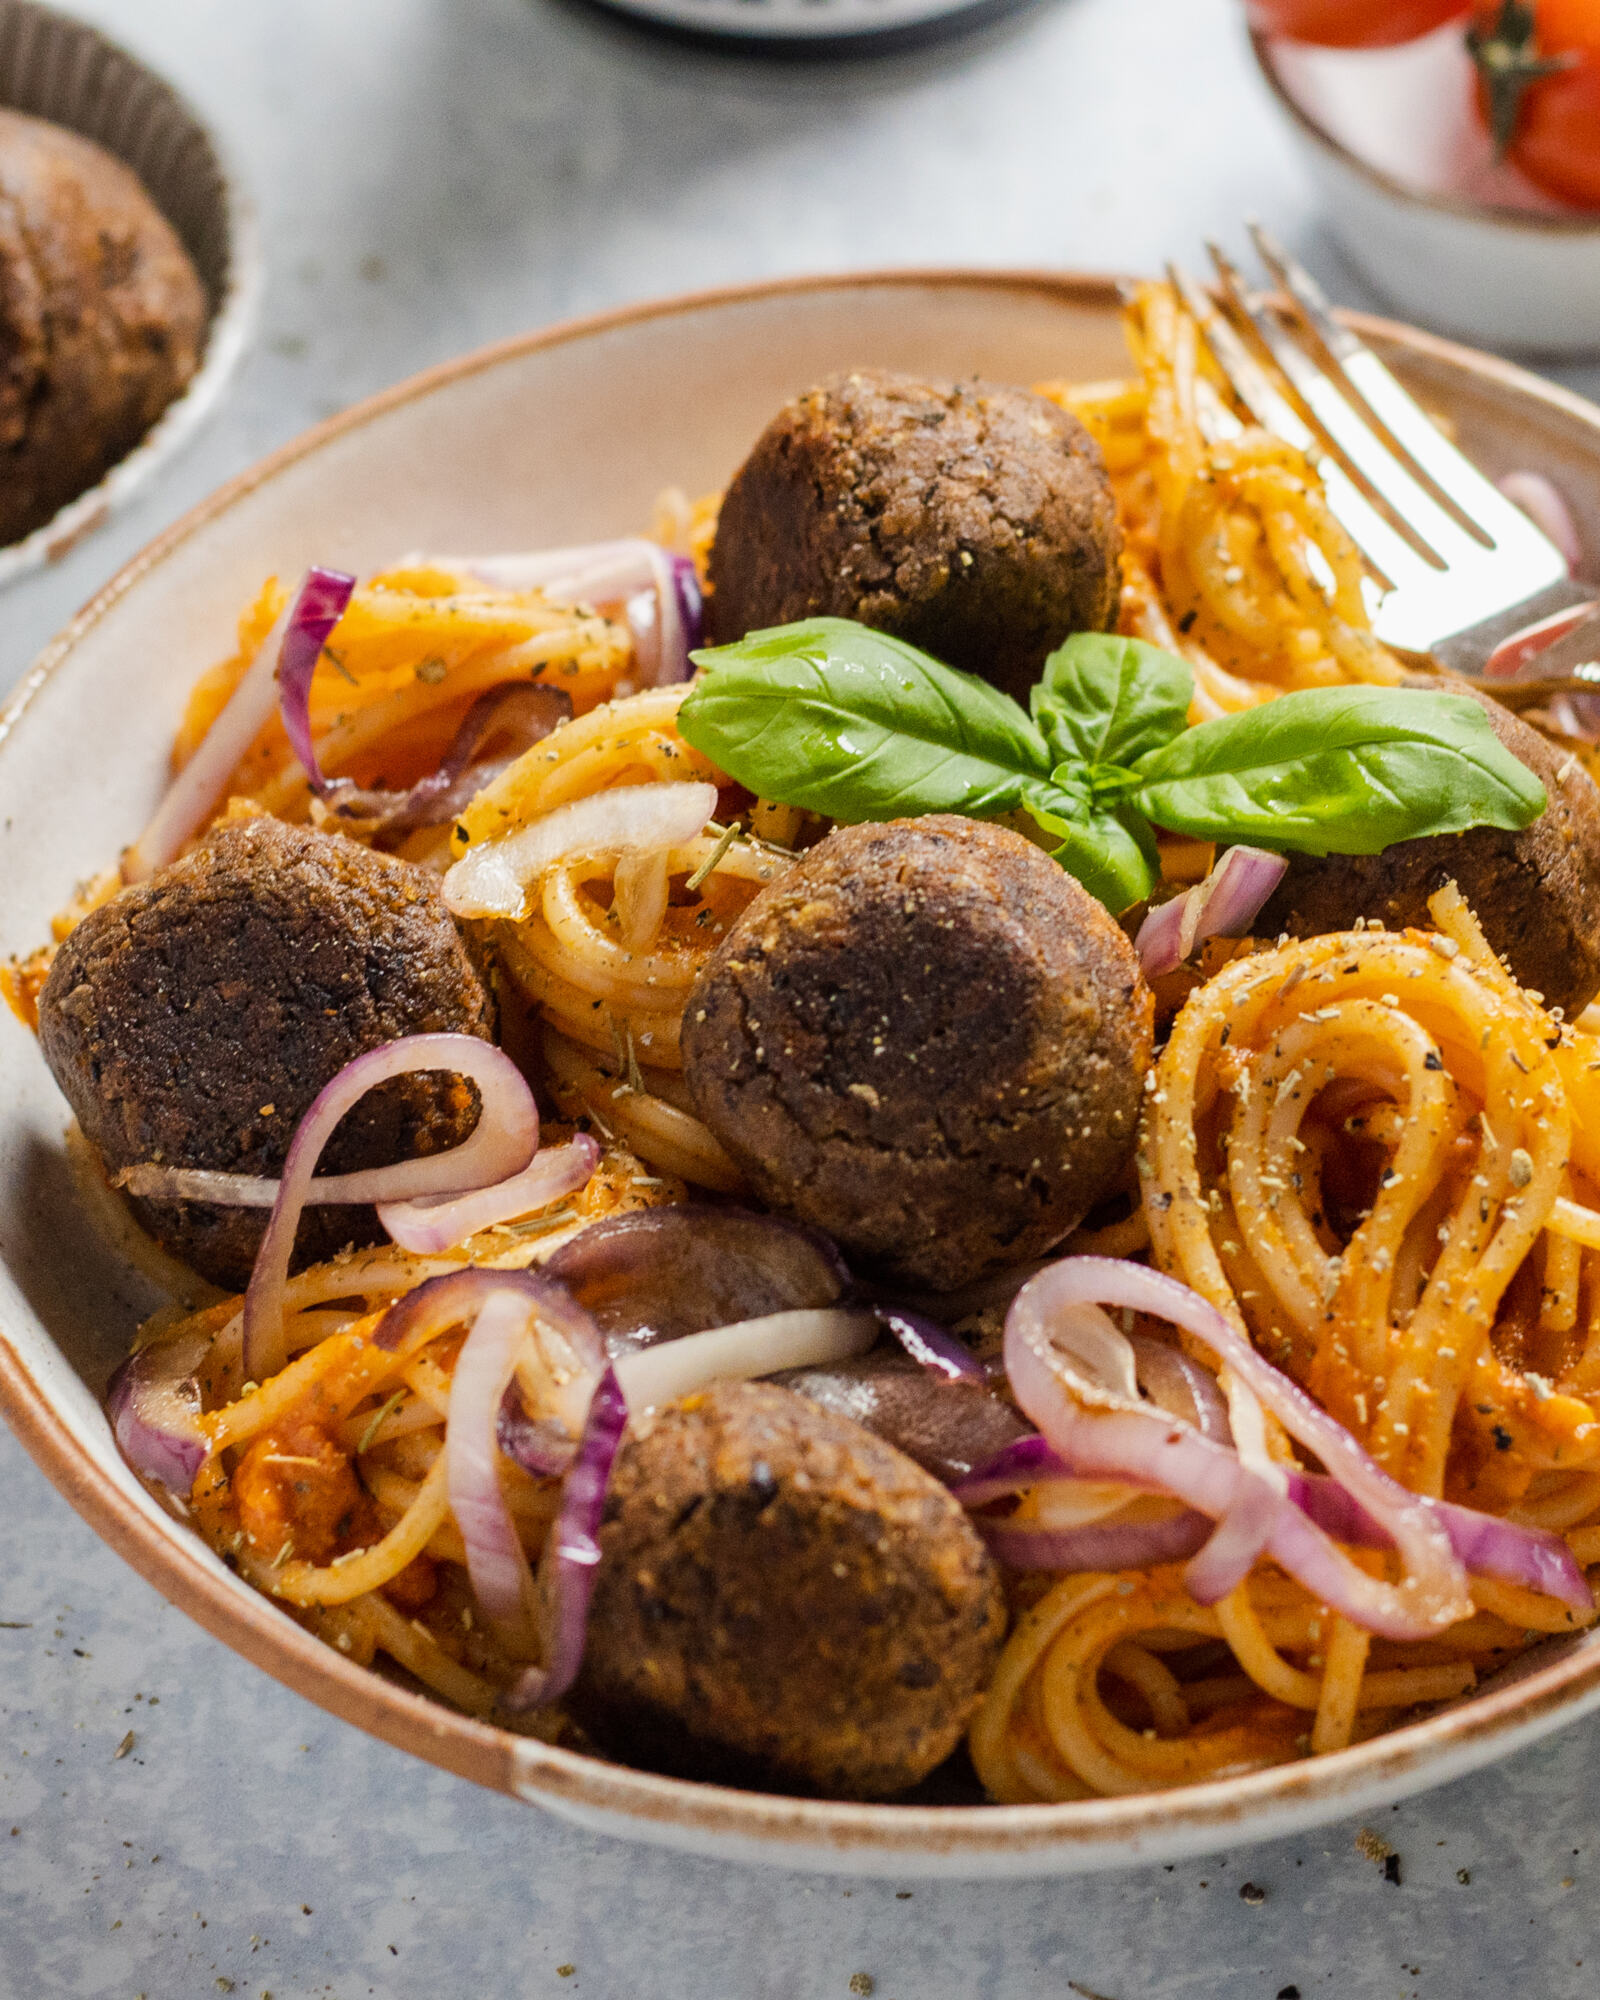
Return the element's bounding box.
[1167,225,1600,687]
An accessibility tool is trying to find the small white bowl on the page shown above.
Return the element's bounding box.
[1252,24,1600,356]
[0,0,260,588]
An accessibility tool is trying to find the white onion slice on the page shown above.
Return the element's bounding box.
[442,780,719,921]
[612,1307,879,1414]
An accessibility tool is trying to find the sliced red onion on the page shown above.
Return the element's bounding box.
[273,566,360,789]
[374,1264,603,1377]
[503,1364,629,1713]
[442,780,719,922]
[979,1510,1213,1573]
[952,1422,1590,1607]
[612,1307,878,1413]
[1182,1374,1286,1606]
[952,1432,1066,1506]
[1128,1333,1232,1442]
[448,1287,548,1642]
[121,566,353,882]
[285,681,573,834]
[106,1329,211,1494]
[544,1205,848,1355]
[1135,846,1288,978]
[1498,471,1583,575]
[377,1134,600,1254]
[873,1306,984,1383]
[497,1386,576,1479]
[243,1036,540,1381]
[1006,1259,1471,1639]
[1287,1473,1591,1613]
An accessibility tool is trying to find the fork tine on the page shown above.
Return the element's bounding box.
[1169,260,1439,598]
[1247,222,1561,568]
[1207,240,1495,572]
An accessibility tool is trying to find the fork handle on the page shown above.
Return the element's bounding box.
[1431,578,1600,679]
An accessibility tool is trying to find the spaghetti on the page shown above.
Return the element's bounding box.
[972,888,1600,1800]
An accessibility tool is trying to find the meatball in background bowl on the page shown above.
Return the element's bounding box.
[0,0,257,584]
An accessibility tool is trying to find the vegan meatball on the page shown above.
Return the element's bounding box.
[39,816,495,1289]
[682,815,1153,1291]
[573,1379,1005,1798]
[706,370,1122,703]
[0,109,207,546]
[1257,675,1600,1016]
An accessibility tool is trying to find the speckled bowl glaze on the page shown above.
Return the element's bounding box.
[5,271,1600,1876]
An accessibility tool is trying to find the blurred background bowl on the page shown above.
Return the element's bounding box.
[0,0,259,588]
[1252,22,1600,356]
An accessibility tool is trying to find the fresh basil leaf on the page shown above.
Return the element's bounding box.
[1032,633,1194,770]
[1023,784,1161,913]
[1130,687,1547,856]
[680,618,1053,822]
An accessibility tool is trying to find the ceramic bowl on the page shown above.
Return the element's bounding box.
[6,270,1600,1877]
[1252,25,1600,355]
[0,0,260,587]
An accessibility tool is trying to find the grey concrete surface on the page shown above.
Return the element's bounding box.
[4,1,1600,1993]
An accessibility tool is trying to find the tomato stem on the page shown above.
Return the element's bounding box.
[1466,1,1579,156]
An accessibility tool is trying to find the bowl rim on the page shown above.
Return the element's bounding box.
[11,264,1600,1866]
[0,0,263,589]
[1250,23,1600,237]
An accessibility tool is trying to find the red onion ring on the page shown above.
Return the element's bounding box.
[106,1330,211,1494]
[448,1287,549,1644]
[1006,1259,1472,1639]
[287,682,573,835]
[979,1510,1213,1573]
[503,1364,629,1713]
[122,566,355,883]
[1287,1473,1590,1613]
[953,1430,1588,1607]
[273,567,360,791]
[243,1036,539,1381]
[1181,1374,1286,1606]
[1128,1333,1232,1441]
[442,779,719,922]
[873,1306,985,1383]
[377,1134,600,1254]
[1135,846,1288,978]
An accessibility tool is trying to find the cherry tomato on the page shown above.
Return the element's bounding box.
[1246,0,1468,47]
[1471,1,1600,209]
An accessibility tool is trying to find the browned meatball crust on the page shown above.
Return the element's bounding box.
[39,817,495,1289]
[573,1380,1005,1798]
[706,370,1122,703]
[0,109,206,546]
[1257,676,1600,1015]
[682,816,1153,1291]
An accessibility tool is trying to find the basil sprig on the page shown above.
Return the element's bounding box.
[678,618,1546,913]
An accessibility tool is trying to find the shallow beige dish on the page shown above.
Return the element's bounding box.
[6,270,1600,1876]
